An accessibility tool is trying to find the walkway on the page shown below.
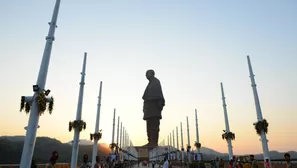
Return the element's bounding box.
[132,164,163,168]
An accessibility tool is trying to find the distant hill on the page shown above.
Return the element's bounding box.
[199,147,224,156]
[1,135,25,142]
[198,148,297,160]
[0,136,110,164]
[1,136,296,164]
[67,139,94,146]
[160,146,297,160]
[155,146,224,160]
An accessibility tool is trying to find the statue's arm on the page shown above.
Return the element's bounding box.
[159,98,165,106]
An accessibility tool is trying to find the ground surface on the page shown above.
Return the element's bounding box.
[132,164,163,168]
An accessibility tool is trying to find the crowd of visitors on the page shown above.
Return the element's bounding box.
[209,153,293,168]
[30,150,132,168]
[29,151,293,168]
[145,152,293,168]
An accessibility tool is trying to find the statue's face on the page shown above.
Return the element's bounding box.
[146,70,154,80]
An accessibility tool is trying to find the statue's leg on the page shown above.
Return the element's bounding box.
[143,119,154,147]
[146,119,152,143]
[151,118,160,147]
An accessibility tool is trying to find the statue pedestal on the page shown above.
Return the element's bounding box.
[135,146,149,162]
[136,147,149,156]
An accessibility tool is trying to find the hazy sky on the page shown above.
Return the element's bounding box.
[0,0,296,155]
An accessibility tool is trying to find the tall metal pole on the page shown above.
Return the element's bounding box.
[220,82,233,159]
[186,116,191,162]
[120,122,123,149]
[170,133,172,160]
[70,53,88,168]
[167,135,169,159]
[128,139,131,162]
[126,132,129,160]
[122,127,125,161]
[111,109,116,153]
[172,130,176,159]
[123,127,125,148]
[180,122,184,162]
[247,55,270,166]
[126,133,130,152]
[19,1,61,167]
[125,131,128,149]
[172,130,175,150]
[126,130,128,149]
[195,109,200,153]
[91,81,103,168]
[116,116,120,154]
[126,130,128,160]
[176,126,179,160]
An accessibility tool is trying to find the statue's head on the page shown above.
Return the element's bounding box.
[146,69,155,80]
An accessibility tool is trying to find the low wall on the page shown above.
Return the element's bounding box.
[0,162,296,168]
[0,163,70,168]
[169,162,296,168]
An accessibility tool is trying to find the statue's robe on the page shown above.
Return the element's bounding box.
[142,77,165,146]
[142,77,165,120]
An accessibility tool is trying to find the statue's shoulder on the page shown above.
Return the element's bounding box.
[153,77,161,83]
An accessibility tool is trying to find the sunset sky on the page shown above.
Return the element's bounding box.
[0,0,296,155]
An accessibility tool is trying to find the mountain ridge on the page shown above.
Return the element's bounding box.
[0,136,296,163]
[0,136,110,164]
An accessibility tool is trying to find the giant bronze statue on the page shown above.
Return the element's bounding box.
[142,69,165,148]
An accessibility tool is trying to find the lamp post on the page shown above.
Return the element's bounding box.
[91,82,103,168]
[247,55,270,167]
[19,1,61,167]
[70,53,88,168]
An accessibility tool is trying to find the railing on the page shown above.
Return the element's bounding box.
[0,163,70,168]
[157,161,296,168]
[0,162,138,168]
[0,161,295,168]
